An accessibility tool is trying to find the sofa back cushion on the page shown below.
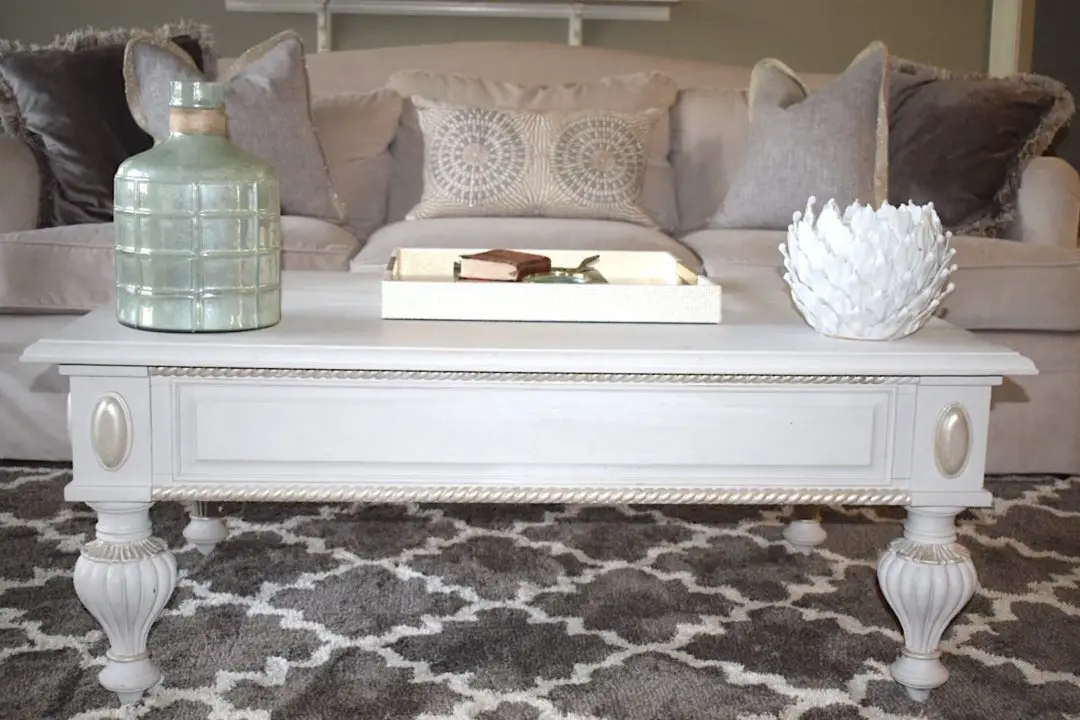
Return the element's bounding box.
[283,43,772,233]
[670,87,751,233]
[223,42,833,235]
[298,42,757,96]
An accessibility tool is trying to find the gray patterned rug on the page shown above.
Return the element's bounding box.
[1,465,1079,720]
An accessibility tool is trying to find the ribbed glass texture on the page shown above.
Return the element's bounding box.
[113,80,282,332]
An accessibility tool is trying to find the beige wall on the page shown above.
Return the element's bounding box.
[0,0,992,73]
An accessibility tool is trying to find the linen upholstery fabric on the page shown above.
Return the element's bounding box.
[311,90,404,240]
[408,98,661,226]
[124,31,348,226]
[711,42,889,230]
[0,217,359,313]
[385,70,679,230]
[352,217,702,270]
[0,22,213,229]
[888,57,1075,237]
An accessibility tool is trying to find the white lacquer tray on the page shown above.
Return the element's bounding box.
[381,248,722,324]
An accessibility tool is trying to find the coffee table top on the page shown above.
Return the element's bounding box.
[22,268,1036,377]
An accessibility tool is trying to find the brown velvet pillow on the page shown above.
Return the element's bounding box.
[888,57,1075,237]
[0,22,214,228]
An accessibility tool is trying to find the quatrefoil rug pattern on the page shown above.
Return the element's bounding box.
[1,465,1078,720]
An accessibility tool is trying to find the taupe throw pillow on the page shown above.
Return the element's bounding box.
[124,30,347,225]
[888,57,1075,237]
[311,90,404,241]
[408,98,661,226]
[711,42,889,230]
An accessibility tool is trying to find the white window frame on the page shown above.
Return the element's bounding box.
[988,0,1028,76]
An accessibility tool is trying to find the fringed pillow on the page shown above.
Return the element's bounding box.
[887,57,1075,237]
[0,21,214,227]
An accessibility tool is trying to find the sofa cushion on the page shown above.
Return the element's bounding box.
[312,89,403,241]
[711,42,889,231]
[385,70,680,232]
[680,228,1080,332]
[125,31,348,226]
[0,217,359,312]
[351,217,702,270]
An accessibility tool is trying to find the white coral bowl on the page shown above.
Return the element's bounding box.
[779,198,957,341]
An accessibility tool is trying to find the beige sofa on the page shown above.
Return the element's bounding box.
[3,41,1080,475]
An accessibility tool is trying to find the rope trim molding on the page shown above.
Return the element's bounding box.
[151,485,912,505]
[149,367,919,385]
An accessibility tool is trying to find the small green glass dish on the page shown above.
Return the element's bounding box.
[523,269,598,284]
[523,254,607,284]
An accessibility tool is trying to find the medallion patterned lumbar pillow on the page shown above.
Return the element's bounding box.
[407,98,661,226]
[123,30,347,226]
[385,70,679,230]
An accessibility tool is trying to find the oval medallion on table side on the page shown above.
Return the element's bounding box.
[89,393,134,471]
[933,403,972,478]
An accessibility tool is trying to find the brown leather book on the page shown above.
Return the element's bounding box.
[458,249,552,282]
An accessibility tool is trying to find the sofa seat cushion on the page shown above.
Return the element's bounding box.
[0,217,359,312]
[680,229,1080,332]
[351,218,702,269]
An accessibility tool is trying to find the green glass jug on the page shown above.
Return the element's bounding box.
[113,80,282,332]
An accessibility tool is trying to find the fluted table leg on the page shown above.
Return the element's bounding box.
[74,502,178,705]
[877,506,976,702]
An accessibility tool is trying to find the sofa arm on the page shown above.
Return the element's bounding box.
[1007,156,1080,249]
[0,135,40,232]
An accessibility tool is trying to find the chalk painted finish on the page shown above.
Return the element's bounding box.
[21,269,1037,705]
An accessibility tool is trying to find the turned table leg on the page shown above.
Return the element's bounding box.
[877,506,976,702]
[74,502,178,705]
[783,506,827,551]
[182,501,228,556]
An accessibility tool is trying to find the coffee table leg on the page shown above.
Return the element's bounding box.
[74,502,178,705]
[783,507,827,551]
[182,501,228,556]
[876,506,976,702]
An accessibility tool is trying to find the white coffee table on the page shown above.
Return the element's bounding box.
[21,267,1036,706]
